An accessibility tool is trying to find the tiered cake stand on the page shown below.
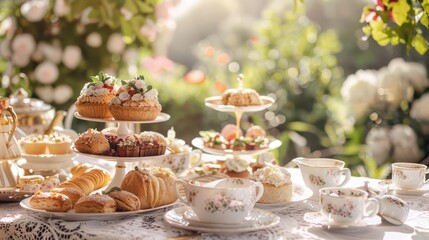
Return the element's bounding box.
[192,94,281,158]
[73,112,170,190]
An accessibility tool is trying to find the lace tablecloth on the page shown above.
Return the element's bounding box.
[1,170,429,240]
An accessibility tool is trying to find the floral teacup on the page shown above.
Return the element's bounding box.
[392,163,429,190]
[293,157,351,199]
[319,187,379,225]
[141,150,202,176]
[175,178,263,224]
[379,195,409,225]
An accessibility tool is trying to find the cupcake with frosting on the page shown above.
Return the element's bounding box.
[222,157,251,178]
[109,75,161,121]
[250,164,292,203]
[76,72,117,118]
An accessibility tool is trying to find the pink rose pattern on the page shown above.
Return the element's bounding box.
[204,191,245,213]
[323,200,356,218]
[309,174,326,186]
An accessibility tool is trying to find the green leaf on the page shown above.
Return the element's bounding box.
[412,34,428,54]
[134,0,154,13]
[419,13,429,28]
[146,85,152,92]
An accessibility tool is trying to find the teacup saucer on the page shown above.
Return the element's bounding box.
[183,209,255,228]
[378,180,429,196]
[163,206,280,233]
[303,212,382,229]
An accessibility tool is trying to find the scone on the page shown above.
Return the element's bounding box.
[108,190,141,211]
[74,129,110,155]
[46,133,72,155]
[221,88,262,106]
[121,167,177,209]
[250,164,292,203]
[50,188,85,206]
[29,191,73,212]
[222,157,251,178]
[109,75,161,121]
[75,72,117,118]
[22,135,47,155]
[75,194,117,213]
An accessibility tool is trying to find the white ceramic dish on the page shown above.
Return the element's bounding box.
[191,137,281,156]
[163,206,280,233]
[303,211,382,229]
[183,208,255,228]
[20,197,177,221]
[22,152,76,163]
[17,158,74,171]
[379,179,429,196]
[204,96,275,113]
[74,112,170,124]
[255,183,313,209]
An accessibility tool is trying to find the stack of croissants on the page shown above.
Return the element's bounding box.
[28,164,178,213]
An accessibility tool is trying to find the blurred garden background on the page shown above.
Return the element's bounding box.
[1,0,429,178]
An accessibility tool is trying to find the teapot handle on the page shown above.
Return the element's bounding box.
[1,107,17,148]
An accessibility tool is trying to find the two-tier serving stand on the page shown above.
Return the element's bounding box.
[72,112,170,190]
[192,75,281,160]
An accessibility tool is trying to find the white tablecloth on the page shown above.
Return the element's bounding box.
[1,165,429,240]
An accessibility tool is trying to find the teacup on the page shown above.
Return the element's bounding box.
[319,187,379,225]
[392,163,429,190]
[293,158,351,199]
[141,150,202,176]
[175,178,263,224]
[379,195,409,225]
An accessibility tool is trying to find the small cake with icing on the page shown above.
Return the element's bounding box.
[222,157,251,178]
[250,152,277,172]
[221,88,263,106]
[109,75,161,121]
[76,72,117,118]
[250,164,292,203]
[46,133,72,155]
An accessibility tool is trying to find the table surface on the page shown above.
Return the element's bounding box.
[1,158,429,240]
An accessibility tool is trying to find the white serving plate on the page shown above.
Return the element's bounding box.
[204,96,275,113]
[20,197,177,221]
[255,183,313,209]
[74,112,170,124]
[191,137,281,156]
[22,152,76,164]
[378,179,429,196]
[303,211,382,230]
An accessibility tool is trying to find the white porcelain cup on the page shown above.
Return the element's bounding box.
[175,178,263,224]
[142,150,202,175]
[392,163,429,190]
[293,158,351,198]
[319,187,379,225]
[379,195,409,225]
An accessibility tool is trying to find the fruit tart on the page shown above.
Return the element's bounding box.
[109,75,161,121]
[76,72,117,118]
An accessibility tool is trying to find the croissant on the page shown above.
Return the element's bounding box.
[121,167,177,209]
[59,168,110,195]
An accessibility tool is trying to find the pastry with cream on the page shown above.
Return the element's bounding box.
[222,157,251,178]
[109,75,161,121]
[76,72,117,118]
[250,152,277,172]
[250,164,292,203]
[22,135,47,155]
[46,133,72,155]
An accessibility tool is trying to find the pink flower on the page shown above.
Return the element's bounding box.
[142,56,174,73]
[140,20,157,42]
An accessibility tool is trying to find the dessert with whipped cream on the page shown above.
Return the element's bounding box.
[22,134,48,155]
[250,164,292,203]
[250,152,277,172]
[109,75,161,121]
[46,133,72,155]
[222,157,251,178]
[76,72,117,118]
[166,127,191,154]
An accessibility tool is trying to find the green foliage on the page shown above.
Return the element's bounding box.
[361,0,429,55]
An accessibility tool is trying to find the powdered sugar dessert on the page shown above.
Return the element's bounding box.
[109,75,161,121]
[222,157,251,178]
[251,164,292,203]
[76,72,117,118]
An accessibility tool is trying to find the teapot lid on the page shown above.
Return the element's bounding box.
[9,88,53,114]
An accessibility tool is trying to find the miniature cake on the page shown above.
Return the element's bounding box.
[221,88,263,106]
[251,164,292,203]
[222,157,251,178]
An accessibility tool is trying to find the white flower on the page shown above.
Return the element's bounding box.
[35,85,54,103]
[81,7,97,25]
[12,33,36,56]
[94,82,104,89]
[0,39,11,58]
[118,91,131,101]
[42,43,62,64]
[104,78,113,85]
[35,62,59,84]
[378,67,413,108]
[340,70,378,119]
[0,17,16,38]
[107,33,125,54]
[120,7,133,20]
[83,88,93,96]
[53,85,73,104]
[410,93,429,121]
[86,32,102,48]
[93,88,109,96]
[139,19,157,42]
[20,0,49,22]
[111,97,122,105]
[388,58,429,92]
[12,53,30,67]
[62,45,81,69]
[145,89,158,100]
[365,127,391,165]
[54,0,70,17]
[134,80,146,89]
[131,93,144,101]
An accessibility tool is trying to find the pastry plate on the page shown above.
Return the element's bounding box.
[71,146,171,163]
[303,212,382,230]
[74,112,170,124]
[22,152,76,163]
[17,158,74,171]
[163,206,280,233]
[378,179,429,196]
[0,188,33,203]
[191,137,282,156]
[205,96,275,113]
[20,197,177,221]
[255,183,313,209]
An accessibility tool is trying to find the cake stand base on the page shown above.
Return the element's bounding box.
[105,162,126,190]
